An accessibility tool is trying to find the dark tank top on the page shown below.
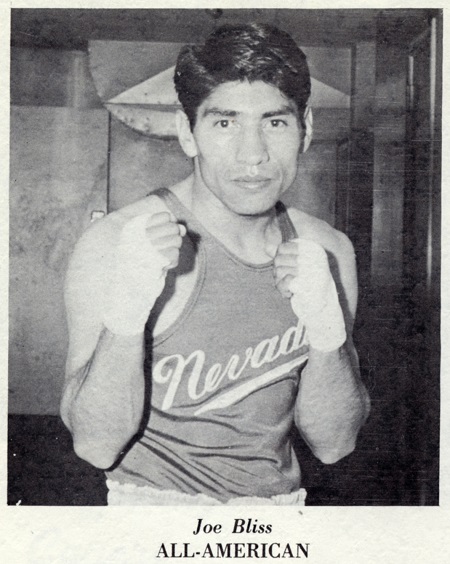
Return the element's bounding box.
[107,189,309,501]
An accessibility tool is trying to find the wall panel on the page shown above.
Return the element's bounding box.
[9,106,108,414]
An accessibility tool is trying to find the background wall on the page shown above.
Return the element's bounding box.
[9,105,108,413]
[9,49,108,414]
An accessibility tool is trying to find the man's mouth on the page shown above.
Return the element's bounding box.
[233,175,272,188]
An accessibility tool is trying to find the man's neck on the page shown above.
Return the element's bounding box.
[171,175,282,264]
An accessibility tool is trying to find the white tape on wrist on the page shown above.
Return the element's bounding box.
[291,279,346,352]
[288,238,347,352]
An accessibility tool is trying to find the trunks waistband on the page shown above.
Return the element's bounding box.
[106,479,307,506]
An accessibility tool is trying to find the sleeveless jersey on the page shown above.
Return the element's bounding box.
[107,189,309,501]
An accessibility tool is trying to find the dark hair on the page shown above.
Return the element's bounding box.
[174,23,311,130]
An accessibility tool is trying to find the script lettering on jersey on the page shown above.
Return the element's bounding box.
[153,321,309,413]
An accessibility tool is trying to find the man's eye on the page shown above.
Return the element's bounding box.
[269,119,287,128]
[217,120,230,128]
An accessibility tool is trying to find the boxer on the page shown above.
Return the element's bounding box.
[61,23,370,505]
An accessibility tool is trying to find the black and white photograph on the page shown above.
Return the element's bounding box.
[3,3,447,562]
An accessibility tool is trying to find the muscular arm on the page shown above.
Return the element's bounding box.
[60,198,184,468]
[61,329,146,469]
[295,335,370,464]
[60,218,146,469]
[281,212,370,463]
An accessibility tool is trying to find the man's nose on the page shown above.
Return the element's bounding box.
[236,127,269,165]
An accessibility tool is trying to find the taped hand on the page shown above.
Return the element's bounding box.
[272,238,346,352]
[103,212,186,335]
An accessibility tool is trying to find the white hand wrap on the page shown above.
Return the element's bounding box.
[288,238,347,352]
[103,214,172,336]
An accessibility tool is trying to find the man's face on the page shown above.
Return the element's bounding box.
[183,80,303,217]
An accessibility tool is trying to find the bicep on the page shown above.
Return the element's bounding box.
[328,235,362,375]
[64,223,112,377]
[328,233,358,336]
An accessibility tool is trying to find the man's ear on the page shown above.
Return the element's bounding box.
[175,110,198,158]
[301,106,313,153]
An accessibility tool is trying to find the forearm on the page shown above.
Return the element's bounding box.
[61,328,146,468]
[295,341,370,463]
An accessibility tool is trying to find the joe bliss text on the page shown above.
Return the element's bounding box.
[156,518,310,559]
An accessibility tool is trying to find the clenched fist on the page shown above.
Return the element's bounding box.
[103,212,186,335]
[272,238,346,352]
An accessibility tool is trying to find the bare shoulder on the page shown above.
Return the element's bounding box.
[68,194,170,269]
[110,193,172,222]
[65,193,171,311]
[286,207,355,261]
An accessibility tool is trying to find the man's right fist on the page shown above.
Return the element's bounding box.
[102,212,186,336]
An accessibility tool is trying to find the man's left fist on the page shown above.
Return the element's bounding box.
[272,238,347,352]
